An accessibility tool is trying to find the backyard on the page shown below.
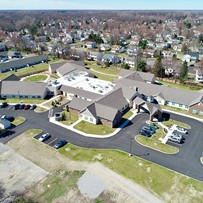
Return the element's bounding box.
[23,74,48,82]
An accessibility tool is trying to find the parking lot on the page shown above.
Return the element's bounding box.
[0,102,37,111]
[33,132,67,149]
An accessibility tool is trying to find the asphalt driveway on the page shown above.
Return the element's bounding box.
[0,106,203,181]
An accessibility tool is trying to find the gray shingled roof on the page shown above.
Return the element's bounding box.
[60,85,102,100]
[145,101,162,115]
[95,103,120,121]
[0,81,47,96]
[49,61,67,72]
[118,69,155,83]
[96,88,128,110]
[57,62,91,76]
[68,97,93,111]
[2,74,20,81]
[118,79,203,106]
[0,55,48,72]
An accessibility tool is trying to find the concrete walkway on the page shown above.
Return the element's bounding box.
[49,110,139,138]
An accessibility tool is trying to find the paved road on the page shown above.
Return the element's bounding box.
[0,106,203,181]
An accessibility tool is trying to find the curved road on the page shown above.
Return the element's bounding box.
[1,107,203,181]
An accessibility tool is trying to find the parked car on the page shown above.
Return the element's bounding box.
[30,104,37,110]
[149,123,159,130]
[5,116,15,122]
[139,129,152,137]
[19,104,25,109]
[0,102,8,108]
[169,133,183,143]
[54,140,67,149]
[176,126,188,134]
[142,125,156,134]
[24,104,30,110]
[38,133,51,142]
[13,104,20,110]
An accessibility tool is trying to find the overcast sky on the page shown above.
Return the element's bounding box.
[0,0,202,10]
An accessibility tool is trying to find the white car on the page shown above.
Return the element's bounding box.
[39,133,50,142]
[176,126,188,134]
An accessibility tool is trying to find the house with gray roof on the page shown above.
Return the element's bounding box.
[0,55,48,73]
[0,81,48,99]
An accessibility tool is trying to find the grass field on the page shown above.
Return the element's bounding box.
[0,58,63,81]
[0,98,44,104]
[157,80,201,91]
[161,105,203,120]
[30,170,84,203]
[23,74,48,82]
[61,112,78,126]
[74,120,115,135]
[60,144,203,201]
[163,119,191,129]
[11,117,26,126]
[136,135,179,154]
[92,71,118,81]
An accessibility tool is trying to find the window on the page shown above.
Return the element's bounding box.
[199,111,203,115]
[24,96,28,98]
[37,96,41,98]
[185,105,188,109]
[192,109,197,114]
[166,101,169,104]
[172,102,175,106]
[32,96,36,98]
[90,118,93,122]
[179,104,182,107]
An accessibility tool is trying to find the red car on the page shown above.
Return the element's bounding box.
[24,104,31,110]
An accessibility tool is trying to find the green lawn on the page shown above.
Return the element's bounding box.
[0,58,63,81]
[161,105,203,120]
[60,112,78,126]
[0,98,44,104]
[157,80,201,91]
[30,170,84,203]
[85,60,120,75]
[122,111,133,119]
[74,120,115,135]
[59,144,203,201]
[11,117,26,126]
[34,106,47,112]
[136,135,179,154]
[23,74,48,82]
[92,71,118,81]
[163,119,191,129]
[42,97,69,109]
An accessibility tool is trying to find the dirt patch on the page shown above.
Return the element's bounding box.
[0,143,47,202]
[6,130,163,203]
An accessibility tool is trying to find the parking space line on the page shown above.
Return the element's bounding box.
[48,138,58,145]
[7,106,12,110]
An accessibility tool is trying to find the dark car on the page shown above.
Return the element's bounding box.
[142,125,156,134]
[19,104,25,110]
[24,104,31,110]
[13,104,20,110]
[0,102,8,108]
[30,104,37,110]
[139,129,152,137]
[54,140,67,149]
[6,116,15,122]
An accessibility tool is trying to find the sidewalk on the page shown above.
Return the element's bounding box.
[49,110,139,138]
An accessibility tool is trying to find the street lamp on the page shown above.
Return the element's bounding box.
[129,137,134,157]
[17,91,21,103]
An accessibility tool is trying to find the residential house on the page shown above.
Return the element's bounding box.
[83,41,97,49]
[100,43,111,51]
[124,57,137,68]
[127,46,141,57]
[111,45,125,53]
[101,54,120,64]
[87,52,102,61]
[182,52,199,63]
